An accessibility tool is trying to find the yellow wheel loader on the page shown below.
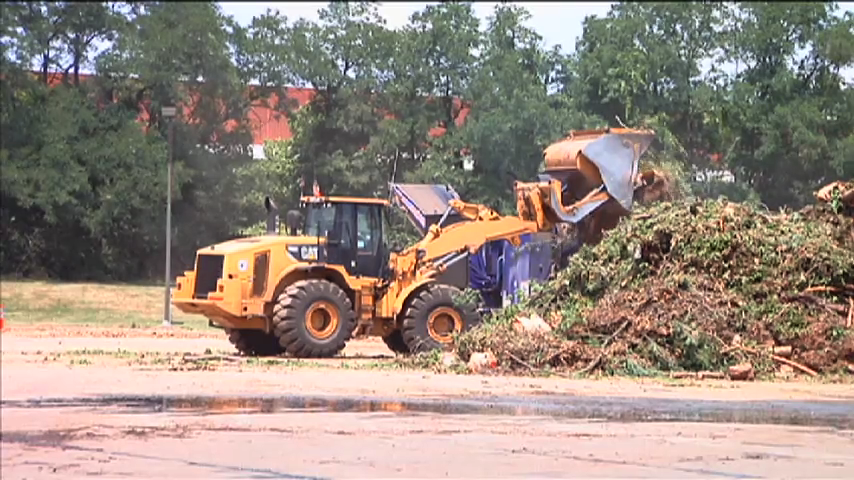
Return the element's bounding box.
[171,128,664,357]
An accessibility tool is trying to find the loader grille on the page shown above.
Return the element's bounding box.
[251,250,269,298]
[194,254,224,299]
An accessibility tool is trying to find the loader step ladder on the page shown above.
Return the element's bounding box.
[358,284,375,321]
[351,284,377,337]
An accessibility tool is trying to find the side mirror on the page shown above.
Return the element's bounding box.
[285,209,303,236]
[264,196,279,234]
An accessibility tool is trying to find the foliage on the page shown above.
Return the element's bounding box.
[1,1,852,282]
[716,3,854,209]
[233,139,301,236]
[456,196,854,376]
[1,1,255,279]
[1,82,166,279]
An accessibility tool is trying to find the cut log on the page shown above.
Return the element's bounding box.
[727,363,755,381]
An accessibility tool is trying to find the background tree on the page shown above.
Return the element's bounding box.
[1,1,256,279]
[447,5,586,211]
[571,2,726,171]
[718,3,854,208]
[95,1,257,271]
[2,0,851,282]
[245,2,395,198]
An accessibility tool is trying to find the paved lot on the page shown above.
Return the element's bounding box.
[2,326,853,478]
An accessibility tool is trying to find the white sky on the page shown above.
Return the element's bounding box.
[219,1,614,53]
[220,1,854,54]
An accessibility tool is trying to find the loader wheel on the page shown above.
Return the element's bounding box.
[226,328,284,357]
[382,329,411,355]
[402,284,481,354]
[272,279,356,358]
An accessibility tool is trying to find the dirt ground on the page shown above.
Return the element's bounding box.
[2,325,854,478]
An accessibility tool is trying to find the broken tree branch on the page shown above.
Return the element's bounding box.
[574,320,630,376]
[803,285,854,296]
[848,298,853,329]
[181,354,244,363]
[736,346,817,377]
[782,293,849,315]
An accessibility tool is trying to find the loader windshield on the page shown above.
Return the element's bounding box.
[304,203,336,237]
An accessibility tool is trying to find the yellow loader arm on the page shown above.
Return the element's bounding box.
[390,127,663,281]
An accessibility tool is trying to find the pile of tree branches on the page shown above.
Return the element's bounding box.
[456,185,854,377]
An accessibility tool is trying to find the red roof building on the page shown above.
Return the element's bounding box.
[38,71,471,160]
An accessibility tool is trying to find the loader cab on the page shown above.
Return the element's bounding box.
[301,196,391,279]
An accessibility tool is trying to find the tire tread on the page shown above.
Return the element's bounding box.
[271,278,356,358]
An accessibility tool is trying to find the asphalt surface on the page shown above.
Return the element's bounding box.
[3,330,853,478]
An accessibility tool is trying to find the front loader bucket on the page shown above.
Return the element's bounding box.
[542,128,655,211]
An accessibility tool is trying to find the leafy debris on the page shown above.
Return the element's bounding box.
[456,193,854,378]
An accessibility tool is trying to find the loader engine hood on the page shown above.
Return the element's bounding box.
[196,234,329,267]
[198,235,324,257]
[176,234,326,306]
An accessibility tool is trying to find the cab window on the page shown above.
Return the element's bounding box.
[356,204,380,252]
[304,204,336,237]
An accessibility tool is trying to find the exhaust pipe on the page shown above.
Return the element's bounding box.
[285,209,303,236]
[264,196,279,235]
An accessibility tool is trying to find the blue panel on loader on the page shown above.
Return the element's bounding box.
[501,232,553,307]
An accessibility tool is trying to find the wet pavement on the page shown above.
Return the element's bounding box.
[3,391,854,478]
[3,404,854,478]
[4,391,854,429]
[3,343,854,478]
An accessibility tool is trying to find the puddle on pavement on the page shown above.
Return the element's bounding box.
[4,393,854,429]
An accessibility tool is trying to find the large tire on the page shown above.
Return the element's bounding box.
[226,328,284,356]
[401,284,481,354]
[272,279,356,358]
[382,329,411,355]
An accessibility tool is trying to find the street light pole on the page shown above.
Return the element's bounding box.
[162,105,177,327]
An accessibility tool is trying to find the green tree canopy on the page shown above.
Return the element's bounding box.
[2,1,850,280]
